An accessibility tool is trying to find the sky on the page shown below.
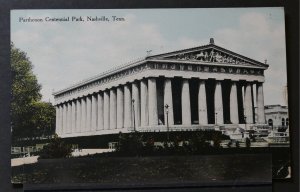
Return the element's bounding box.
[11,8,287,105]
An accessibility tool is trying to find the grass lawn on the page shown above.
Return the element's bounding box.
[12,154,272,185]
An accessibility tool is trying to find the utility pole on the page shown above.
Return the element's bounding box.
[165,104,170,142]
[132,99,136,132]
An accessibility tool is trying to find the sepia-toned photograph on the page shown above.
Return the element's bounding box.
[11,8,289,186]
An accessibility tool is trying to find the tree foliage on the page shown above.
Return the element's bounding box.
[116,132,144,156]
[31,102,56,137]
[11,43,55,141]
[39,134,73,159]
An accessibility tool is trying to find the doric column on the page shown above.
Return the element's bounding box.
[132,82,141,129]
[67,102,72,133]
[117,87,124,129]
[86,96,92,132]
[103,90,110,130]
[110,89,117,129]
[62,103,67,134]
[71,100,76,133]
[198,80,208,125]
[140,80,148,127]
[214,81,224,124]
[91,94,98,131]
[65,103,69,133]
[124,84,132,128]
[59,105,63,135]
[148,78,158,126]
[56,105,61,135]
[244,83,253,124]
[65,103,68,134]
[181,79,191,125]
[230,81,239,124]
[55,106,60,135]
[75,99,81,133]
[97,93,104,130]
[164,78,174,125]
[81,97,86,132]
[256,83,266,124]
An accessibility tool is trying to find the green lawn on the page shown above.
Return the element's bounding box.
[12,154,272,185]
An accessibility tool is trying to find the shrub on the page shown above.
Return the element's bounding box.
[245,137,251,148]
[212,131,222,148]
[116,131,143,156]
[227,140,232,148]
[189,132,210,153]
[38,134,73,159]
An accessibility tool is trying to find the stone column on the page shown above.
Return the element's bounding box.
[140,80,148,127]
[91,94,98,131]
[55,106,60,135]
[64,103,68,134]
[244,83,253,124]
[103,90,110,130]
[124,84,132,128]
[117,87,124,129]
[256,83,266,124]
[59,105,63,135]
[75,99,81,133]
[110,89,117,129]
[86,96,92,132]
[164,78,174,125]
[148,78,158,126]
[198,80,208,125]
[97,93,104,130]
[230,81,239,124]
[62,103,67,134]
[71,100,76,133]
[56,105,60,135]
[81,97,86,132]
[181,79,191,126]
[132,82,141,129]
[67,102,72,133]
[214,81,224,124]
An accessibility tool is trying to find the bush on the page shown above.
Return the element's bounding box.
[245,137,251,148]
[227,140,233,148]
[116,131,143,156]
[212,131,222,148]
[189,132,210,153]
[38,134,73,159]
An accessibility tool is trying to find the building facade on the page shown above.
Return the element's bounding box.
[265,105,289,129]
[53,39,268,138]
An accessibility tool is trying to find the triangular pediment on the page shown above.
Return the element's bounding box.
[147,44,268,69]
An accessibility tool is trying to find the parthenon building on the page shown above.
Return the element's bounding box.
[53,38,268,138]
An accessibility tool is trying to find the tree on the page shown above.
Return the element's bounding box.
[31,101,56,138]
[11,43,55,141]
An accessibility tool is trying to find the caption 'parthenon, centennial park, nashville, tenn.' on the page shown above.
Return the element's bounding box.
[53,38,268,138]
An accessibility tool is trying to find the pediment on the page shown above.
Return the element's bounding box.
[147,44,268,69]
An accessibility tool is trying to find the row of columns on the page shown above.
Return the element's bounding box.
[56,77,266,135]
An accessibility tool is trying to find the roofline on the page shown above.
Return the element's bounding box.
[53,42,269,96]
[52,58,146,96]
[146,43,269,68]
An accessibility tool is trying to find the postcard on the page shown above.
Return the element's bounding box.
[10,8,289,186]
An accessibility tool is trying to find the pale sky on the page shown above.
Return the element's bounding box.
[11,8,287,105]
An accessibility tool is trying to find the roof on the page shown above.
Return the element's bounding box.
[53,38,269,96]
